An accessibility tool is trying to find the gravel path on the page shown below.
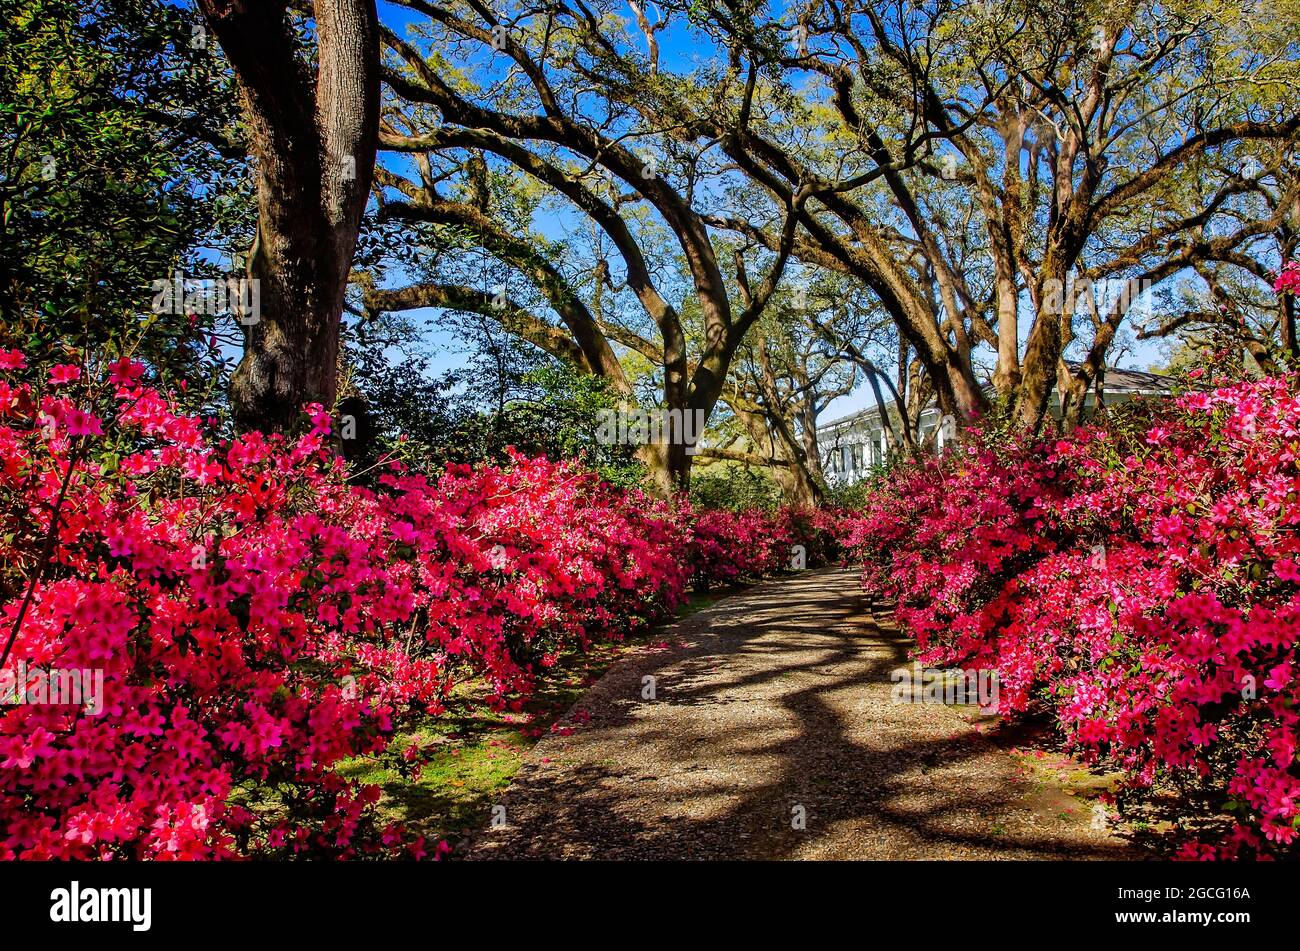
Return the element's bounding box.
[464,567,1142,860]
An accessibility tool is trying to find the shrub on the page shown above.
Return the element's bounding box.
[686,504,842,587]
[0,351,687,859]
[841,377,1300,858]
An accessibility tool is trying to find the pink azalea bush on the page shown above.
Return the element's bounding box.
[842,376,1300,858]
[0,351,691,859]
[686,505,841,586]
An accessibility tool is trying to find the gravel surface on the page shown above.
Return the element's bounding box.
[463,567,1143,860]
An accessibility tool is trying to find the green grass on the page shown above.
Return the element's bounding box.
[678,582,749,618]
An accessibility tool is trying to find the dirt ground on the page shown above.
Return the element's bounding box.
[463,567,1147,860]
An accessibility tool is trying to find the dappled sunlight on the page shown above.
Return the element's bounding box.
[466,569,1142,861]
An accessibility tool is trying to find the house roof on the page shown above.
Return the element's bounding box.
[818,402,932,433]
[817,361,1174,433]
[1088,365,1174,391]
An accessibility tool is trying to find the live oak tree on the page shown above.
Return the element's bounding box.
[796,274,920,450]
[721,317,856,506]
[340,0,1292,490]
[706,273,900,504]
[197,0,380,432]
[663,0,1299,430]
[368,0,801,494]
[1137,162,1300,379]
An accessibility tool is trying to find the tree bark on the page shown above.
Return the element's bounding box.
[199,0,380,432]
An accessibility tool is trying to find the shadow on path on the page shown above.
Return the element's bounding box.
[463,568,1146,860]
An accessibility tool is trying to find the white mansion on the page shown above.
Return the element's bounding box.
[818,364,1174,485]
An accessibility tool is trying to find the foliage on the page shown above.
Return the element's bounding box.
[0,0,248,401]
[689,464,783,512]
[823,462,896,511]
[840,374,1300,858]
[345,315,644,487]
[0,350,688,858]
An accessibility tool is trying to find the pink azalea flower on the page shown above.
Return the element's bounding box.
[1274,261,1300,295]
[1263,664,1292,691]
[1274,559,1300,584]
[49,364,81,385]
[107,357,146,385]
[64,407,102,437]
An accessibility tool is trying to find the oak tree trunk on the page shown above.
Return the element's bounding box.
[199,0,380,432]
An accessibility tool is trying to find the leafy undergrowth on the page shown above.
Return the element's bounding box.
[336,584,751,852]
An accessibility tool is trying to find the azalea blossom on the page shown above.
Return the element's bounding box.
[48,364,81,386]
[0,353,835,860]
[839,374,1300,860]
